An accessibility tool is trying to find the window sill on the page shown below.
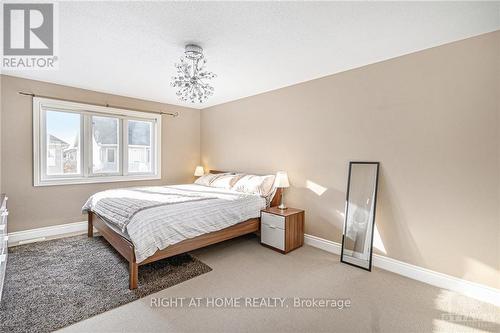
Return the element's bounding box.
[34,174,161,187]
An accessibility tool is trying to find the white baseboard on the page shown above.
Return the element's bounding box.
[304,234,500,306]
[7,225,498,306]
[304,234,342,254]
[8,221,88,246]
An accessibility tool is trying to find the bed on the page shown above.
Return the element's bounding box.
[84,170,282,289]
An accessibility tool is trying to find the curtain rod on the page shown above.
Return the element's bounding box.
[18,92,179,117]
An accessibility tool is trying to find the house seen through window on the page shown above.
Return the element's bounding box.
[34,97,161,186]
[46,110,81,175]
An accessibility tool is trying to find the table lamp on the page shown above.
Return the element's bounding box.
[194,166,204,177]
[274,171,290,210]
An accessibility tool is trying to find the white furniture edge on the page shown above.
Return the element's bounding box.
[304,234,500,306]
[7,224,499,306]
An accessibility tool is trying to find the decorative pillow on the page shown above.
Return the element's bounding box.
[194,173,225,186]
[231,174,276,197]
[210,173,245,189]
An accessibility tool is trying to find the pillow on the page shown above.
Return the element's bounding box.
[210,173,245,189]
[194,173,225,186]
[231,174,276,197]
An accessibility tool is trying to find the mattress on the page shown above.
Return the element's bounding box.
[84,184,267,263]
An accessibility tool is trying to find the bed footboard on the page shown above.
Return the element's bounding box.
[87,211,259,290]
[88,211,138,289]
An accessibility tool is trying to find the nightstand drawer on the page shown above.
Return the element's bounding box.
[261,223,285,251]
[261,212,285,229]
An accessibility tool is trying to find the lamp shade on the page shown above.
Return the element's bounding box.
[274,171,290,188]
[194,166,205,177]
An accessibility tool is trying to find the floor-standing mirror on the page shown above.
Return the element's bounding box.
[341,162,380,271]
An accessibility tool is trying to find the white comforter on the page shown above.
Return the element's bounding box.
[83,184,267,263]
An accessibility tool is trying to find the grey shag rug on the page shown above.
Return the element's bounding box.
[0,235,212,333]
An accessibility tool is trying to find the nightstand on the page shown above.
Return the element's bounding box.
[260,207,304,254]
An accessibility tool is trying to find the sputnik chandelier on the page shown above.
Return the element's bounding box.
[171,44,216,103]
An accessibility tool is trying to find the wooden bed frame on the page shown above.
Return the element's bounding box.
[87,170,282,289]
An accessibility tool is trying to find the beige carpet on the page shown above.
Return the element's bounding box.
[58,234,499,333]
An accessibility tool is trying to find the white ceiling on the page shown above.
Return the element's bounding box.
[2,1,500,109]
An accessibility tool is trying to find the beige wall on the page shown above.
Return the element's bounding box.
[1,32,498,289]
[201,31,500,289]
[1,75,200,232]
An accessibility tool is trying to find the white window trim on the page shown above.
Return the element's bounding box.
[33,97,162,186]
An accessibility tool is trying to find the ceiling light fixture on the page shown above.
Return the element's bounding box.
[171,44,216,103]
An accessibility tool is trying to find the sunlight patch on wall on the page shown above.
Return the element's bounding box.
[462,258,498,289]
[335,209,345,218]
[372,225,387,254]
[306,180,327,196]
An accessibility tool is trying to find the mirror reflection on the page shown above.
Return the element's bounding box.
[341,162,380,270]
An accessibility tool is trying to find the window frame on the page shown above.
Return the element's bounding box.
[33,97,162,186]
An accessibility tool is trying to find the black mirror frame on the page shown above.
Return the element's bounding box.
[340,161,380,271]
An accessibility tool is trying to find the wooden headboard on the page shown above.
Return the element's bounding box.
[209,170,230,174]
[209,170,282,207]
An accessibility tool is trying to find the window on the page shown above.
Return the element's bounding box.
[92,116,119,174]
[128,120,152,173]
[45,110,81,176]
[107,149,115,163]
[33,97,161,186]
